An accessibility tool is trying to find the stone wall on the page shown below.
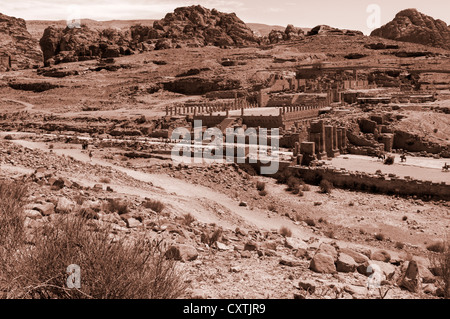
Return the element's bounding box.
[267,165,450,200]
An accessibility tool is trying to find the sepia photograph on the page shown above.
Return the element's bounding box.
[0,0,449,307]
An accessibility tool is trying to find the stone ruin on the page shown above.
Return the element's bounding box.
[296,120,347,165]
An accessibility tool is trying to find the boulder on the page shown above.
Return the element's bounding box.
[165,244,198,262]
[310,253,336,274]
[339,248,369,264]
[371,249,391,262]
[32,203,55,216]
[244,240,258,251]
[317,243,338,260]
[279,256,303,267]
[336,253,357,273]
[399,260,420,293]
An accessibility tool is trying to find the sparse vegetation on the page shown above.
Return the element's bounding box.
[279,226,292,237]
[0,215,186,299]
[256,181,266,191]
[429,239,449,299]
[395,242,405,249]
[201,228,223,247]
[268,204,277,212]
[143,199,165,213]
[182,213,195,226]
[427,241,445,253]
[99,177,111,184]
[105,198,129,215]
[0,180,28,250]
[374,233,385,241]
[319,179,333,194]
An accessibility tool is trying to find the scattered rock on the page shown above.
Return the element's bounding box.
[310,253,336,274]
[336,253,357,273]
[371,249,391,262]
[165,244,198,262]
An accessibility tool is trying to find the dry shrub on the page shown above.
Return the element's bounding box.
[143,199,165,213]
[2,215,186,299]
[259,190,268,196]
[287,176,303,191]
[182,213,195,226]
[256,181,266,192]
[319,179,333,194]
[427,241,445,253]
[374,233,385,241]
[279,226,292,237]
[268,204,277,212]
[429,239,450,299]
[201,228,223,247]
[395,242,405,249]
[99,177,111,184]
[105,198,128,215]
[0,180,28,250]
[302,185,311,192]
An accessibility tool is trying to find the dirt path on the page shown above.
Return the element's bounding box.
[10,139,314,240]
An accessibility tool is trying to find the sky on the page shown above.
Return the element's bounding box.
[0,0,449,35]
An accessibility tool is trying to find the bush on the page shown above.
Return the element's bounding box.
[402,215,408,221]
[258,190,268,196]
[427,241,445,253]
[106,198,128,215]
[429,240,450,299]
[201,228,223,247]
[4,135,13,140]
[1,215,186,299]
[374,233,385,241]
[99,177,111,184]
[268,204,277,212]
[182,213,195,226]
[143,199,165,213]
[319,179,333,194]
[0,181,28,250]
[256,181,266,192]
[384,156,395,165]
[287,176,303,191]
[279,226,292,237]
[324,230,335,239]
[395,242,405,249]
[302,185,311,192]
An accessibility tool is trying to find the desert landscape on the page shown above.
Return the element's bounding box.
[0,3,449,300]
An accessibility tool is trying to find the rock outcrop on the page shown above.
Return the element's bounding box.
[307,25,363,36]
[370,9,450,50]
[39,25,133,66]
[0,12,42,70]
[268,24,305,43]
[130,5,259,48]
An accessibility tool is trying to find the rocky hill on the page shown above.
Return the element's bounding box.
[0,13,42,70]
[39,25,134,66]
[130,5,259,47]
[371,9,450,50]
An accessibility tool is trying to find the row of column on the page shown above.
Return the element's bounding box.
[165,101,259,116]
[278,105,320,115]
